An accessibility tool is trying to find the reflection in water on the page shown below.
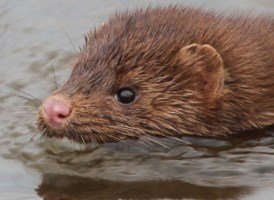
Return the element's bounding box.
[37,173,251,200]
[18,127,274,199]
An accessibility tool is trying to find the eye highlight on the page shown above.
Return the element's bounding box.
[116,88,136,104]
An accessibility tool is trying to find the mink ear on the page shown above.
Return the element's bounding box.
[175,43,224,97]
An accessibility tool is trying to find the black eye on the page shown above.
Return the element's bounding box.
[116,88,136,104]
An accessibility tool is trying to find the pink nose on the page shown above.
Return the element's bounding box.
[43,99,71,129]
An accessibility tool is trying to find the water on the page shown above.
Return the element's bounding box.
[1,0,274,199]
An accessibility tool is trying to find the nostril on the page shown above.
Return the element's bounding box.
[43,99,71,129]
[58,114,66,119]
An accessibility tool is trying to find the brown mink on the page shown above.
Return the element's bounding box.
[36,6,274,143]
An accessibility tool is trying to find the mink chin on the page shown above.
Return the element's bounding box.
[36,6,274,144]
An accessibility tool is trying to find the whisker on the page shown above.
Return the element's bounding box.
[28,128,41,141]
[0,184,34,190]
[6,120,34,135]
[31,67,62,90]
[55,44,75,59]
[55,18,77,55]
[27,122,37,130]
[170,136,191,145]
[0,114,35,120]
[80,135,86,144]
[0,82,42,103]
[0,92,40,107]
[138,136,156,148]
[25,127,39,140]
[117,137,154,153]
[44,51,58,91]
[0,110,36,114]
[104,132,121,142]
[107,125,145,136]
[99,132,127,152]
[0,113,35,125]
[142,135,170,150]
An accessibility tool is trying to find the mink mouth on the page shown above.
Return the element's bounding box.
[36,119,133,144]
[37,128,125,144]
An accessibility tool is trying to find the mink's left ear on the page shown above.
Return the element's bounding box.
[174,43,224,97]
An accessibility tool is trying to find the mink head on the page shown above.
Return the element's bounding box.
[36,7,252,143]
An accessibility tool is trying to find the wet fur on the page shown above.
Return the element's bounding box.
[37,6,274,143]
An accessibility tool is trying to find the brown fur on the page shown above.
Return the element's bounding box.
[36,6,274,143]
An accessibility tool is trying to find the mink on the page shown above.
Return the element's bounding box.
[36,6,274,143]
